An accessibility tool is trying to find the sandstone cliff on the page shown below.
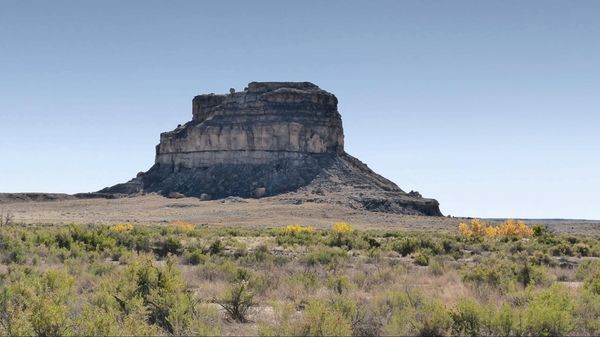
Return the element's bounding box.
[101,82,442,216]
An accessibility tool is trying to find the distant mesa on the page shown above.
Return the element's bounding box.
[101,82,442,216]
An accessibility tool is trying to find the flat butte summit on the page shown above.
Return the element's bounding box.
[102,81,442,216]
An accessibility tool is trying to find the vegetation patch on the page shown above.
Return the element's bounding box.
[0,221,598,336]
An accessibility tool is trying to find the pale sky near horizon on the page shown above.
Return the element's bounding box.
[1,1,599,219]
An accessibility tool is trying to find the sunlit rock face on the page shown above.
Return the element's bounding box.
[156,82,344,168]
[101,82,442,216]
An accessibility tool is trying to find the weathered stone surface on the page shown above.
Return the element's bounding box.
[101,82,442,216]
[160,81,343,168]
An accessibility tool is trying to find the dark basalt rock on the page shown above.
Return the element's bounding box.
[100,82,442,216]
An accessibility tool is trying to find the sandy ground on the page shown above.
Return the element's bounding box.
[2,193,599,235]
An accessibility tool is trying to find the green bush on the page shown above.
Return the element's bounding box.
[532,224,548,237]
[208,239,223,255]
[0,268,76,337]
[184,249,207,265]
[524,285,573,336]
[111,255,218,335]
[550,243,573,256]
[297,299,353,336]
[451,298,487,337]
[326,274,350,294]
[380,290,451,336]
[391,237,418,257]
[304,246,347,267]
[574,289,600,336]
[574,243,591,257]
[155,237,183,257]
[462,258,516,292]
[414,251,430,266]
[216,280,255,323]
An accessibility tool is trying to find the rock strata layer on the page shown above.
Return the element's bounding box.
[101,82,442,216]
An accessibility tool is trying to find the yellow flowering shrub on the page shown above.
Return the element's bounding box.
[331,222,353,234]
[496,219,533,237]
[458,223,472,237]
[458,219,532,238]
[283,224,315,235]
[110,223,134,232]
[169,220,195,232]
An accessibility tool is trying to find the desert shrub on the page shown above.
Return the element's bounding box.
[68,225,116,252]
[495,303,524,337]
[361,232,381,249]
[208,239,223,255]
[326,274,350,294]
[532,224,548,237]
[331,222,354,234]
[31,295,72,337]
[328,222,366,249]
[243,243,271,265]
[283,224,315,235]
[524,284,573,336]
[574,289,600,336]
[516,259,550,288]
[450,298,488,337]
[458,219,533,238]
[449,298,527,337]
[442,238,460,254]
[576,259,600,280]
[391,237,418,257]
[417,236,445,255]
[0,281,34,336]
[0,210,14,226]
[155,237,183,257]
[414,251,430,266]
[296,298,353,336]
[380,290,451,336]
[169,220,195,232]
[258,301,298,336]
[72,303,123,336]
[233,242,248,259]
[462,258,517,292]
[429,257,446,276]
[574,243,591,257]
[216,280,255,322]
[275,225,319,246]
[111,223,134,232]
[54,231,73,250]
[112,255,218,335]
[290,270,320,291]
[184,248,207,265]
[550,243,573,256]
[89,261,116,276]
[1,237,26,264]
[529,250,554,266]
[580,262,600,295]
[304,246,347,267]
[261,298,379,337]
[0,268,76,337]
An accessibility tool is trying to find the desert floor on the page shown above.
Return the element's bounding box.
[2,193,599,235]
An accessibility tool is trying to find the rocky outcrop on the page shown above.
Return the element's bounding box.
[156,81,343,168]
[101,82,442,216]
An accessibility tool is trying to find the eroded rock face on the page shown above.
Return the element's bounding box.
[101,82,442,216]
[157,81,344,168]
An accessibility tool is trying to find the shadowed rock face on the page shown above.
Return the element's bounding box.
[101,82,442,216]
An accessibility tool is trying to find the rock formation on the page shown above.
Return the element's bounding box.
[101,82,442,216]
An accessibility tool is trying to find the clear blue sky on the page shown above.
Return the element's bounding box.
[1,1,599,219]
